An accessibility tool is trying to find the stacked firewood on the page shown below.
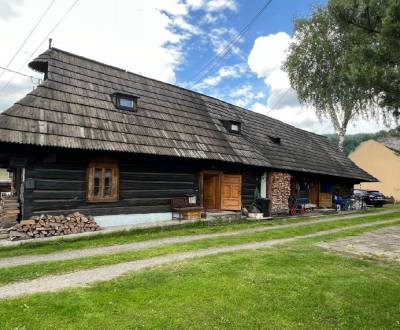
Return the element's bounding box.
[270,172,291,213]
[0,196,20,230]
[8,212,101,241]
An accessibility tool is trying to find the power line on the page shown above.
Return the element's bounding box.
[0,0,80,95]
[265,88,291,116]
[0,66,41,81]
[266,88,292,115]
[193,0,273,85]
[191,0,273,87]
[0,0,56,82]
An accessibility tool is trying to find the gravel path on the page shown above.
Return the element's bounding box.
[0,218,398,299]
[0,209,397,268]
[318,225,400,261]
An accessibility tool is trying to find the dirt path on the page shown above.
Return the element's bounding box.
[0,209,397,268]
[318,225,400,261]
[0,218,398,299]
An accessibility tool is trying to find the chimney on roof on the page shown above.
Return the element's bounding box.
[49,38,52,49]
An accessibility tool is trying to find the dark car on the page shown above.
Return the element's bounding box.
[365,190,387,207]
[353,189,387,207]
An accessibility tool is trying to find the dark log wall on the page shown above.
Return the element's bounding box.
[20,148,263,219]
[242,170,260,208]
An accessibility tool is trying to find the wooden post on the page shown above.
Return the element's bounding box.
[260,171,267,198]
[266,171,273,216]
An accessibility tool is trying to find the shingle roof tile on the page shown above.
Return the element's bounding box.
[0,48,374,181]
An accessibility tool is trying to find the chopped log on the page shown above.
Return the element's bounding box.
[7,212,101,241]
[20,220,35,225]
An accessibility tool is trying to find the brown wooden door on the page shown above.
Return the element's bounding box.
[309,181,319,205]
[221,174,242,210]
[319,192,332,208]
[203,174,218,209]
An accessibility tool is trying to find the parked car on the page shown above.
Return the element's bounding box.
[353,189,387,207]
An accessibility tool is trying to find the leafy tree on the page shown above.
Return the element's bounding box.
[328,0,400,114]
[283,6,375,151]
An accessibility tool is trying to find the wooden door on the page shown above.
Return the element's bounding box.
[319,192,333,208]
[309,181,319,205]
[221,174,242,210]
[203,175,218,209]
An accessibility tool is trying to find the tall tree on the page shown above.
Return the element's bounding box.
[283,7,374,151]
[329,0,400,114]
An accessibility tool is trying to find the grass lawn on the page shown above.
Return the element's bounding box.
[0,223,399,329]
[0,211,399,285]
[0,205,398,259]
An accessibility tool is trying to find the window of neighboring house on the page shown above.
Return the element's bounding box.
[87,159,119,202]
[113,93,138,111]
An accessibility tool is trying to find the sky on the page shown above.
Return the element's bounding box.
[0,0,394,135]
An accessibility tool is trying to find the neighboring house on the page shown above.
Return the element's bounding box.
[349,139,400,201]
[0,47,374,227]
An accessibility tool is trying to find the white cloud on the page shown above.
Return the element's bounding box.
[171,15,202,36]
[248,31,294,109]
[200,12,227,24]
[248,31,393,134]
[187,0,238,12]
[209,27,242,55]
[195,63,247,89]
[248,32,291,79]
[0,0,230,112]
[251,102,393,135]
[0,0,23,21]
[0,77,39,111]
[230,84,264,108]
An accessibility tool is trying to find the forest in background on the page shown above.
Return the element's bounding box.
[326,126,400,156]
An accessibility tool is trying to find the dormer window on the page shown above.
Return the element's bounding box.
[221,120,241,134]
[112,93,138,111]
[269,136,281,144]
[119,97,134,109]
[230,123,240,132]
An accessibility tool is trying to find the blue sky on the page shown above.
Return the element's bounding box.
[178,0,324,84]
[176,0,326,110]
[0,0,390,134]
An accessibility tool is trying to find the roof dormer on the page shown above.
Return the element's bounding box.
[112,92,139,111]
[221,120,242,134]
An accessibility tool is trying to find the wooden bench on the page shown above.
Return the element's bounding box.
[171,197,203,220]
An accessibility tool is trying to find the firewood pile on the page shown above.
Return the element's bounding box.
[8,212,101,241]
[270,172,291,213]
[0,196,20,229]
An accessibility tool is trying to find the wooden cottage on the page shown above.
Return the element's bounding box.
[0,47,374,226]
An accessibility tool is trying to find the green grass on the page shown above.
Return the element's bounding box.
[0,223,399,329]
[0,205,398,259]
[0,211,399,286]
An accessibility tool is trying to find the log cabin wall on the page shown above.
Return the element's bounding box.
[21,148,263,219]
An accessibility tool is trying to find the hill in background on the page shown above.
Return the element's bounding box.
[326,126,400,156]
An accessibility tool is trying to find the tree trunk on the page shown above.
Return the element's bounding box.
[337,128,346,152]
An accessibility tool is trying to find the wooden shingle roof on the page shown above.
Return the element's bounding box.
[0,48,374,181]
